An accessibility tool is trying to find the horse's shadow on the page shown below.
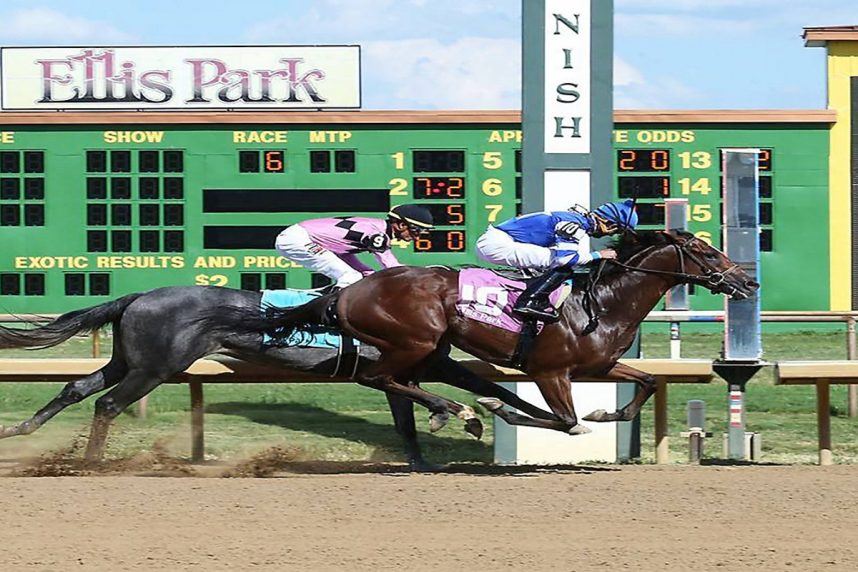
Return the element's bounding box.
[205,401,492,465]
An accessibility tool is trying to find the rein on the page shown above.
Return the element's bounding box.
[580,236,741,332]
[607,240,741,290]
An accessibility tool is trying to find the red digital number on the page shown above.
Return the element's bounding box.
[446,204,464,225]
[264,151,284,173]
[447,177,464,198]
[651,150,669,171]
[618,150,636,171]
[415,235,432,251]
[759,149,772,172]
[446,231,465,251]
[416,177,432,197]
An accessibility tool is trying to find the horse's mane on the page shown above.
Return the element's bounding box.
[611,230,669,260]
[593,229,692,279]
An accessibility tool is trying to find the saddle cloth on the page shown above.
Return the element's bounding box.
[455,268,571,334]
[261,289,348,349]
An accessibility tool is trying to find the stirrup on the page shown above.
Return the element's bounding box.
[513,303,559,323]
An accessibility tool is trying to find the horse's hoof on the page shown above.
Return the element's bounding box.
[568,424,592,436]
[464,418,484,440]
[0,424,25,439]
[582,409,608,422]
[429,412,450,433]
[477,397,504,412]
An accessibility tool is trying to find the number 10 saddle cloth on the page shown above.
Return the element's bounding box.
[455,268,572,334]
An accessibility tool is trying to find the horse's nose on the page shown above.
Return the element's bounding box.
[746,280,760,290]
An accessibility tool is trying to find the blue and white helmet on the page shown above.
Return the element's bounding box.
[593,199,638,231]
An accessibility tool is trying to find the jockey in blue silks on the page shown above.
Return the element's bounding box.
[476,199,638,322]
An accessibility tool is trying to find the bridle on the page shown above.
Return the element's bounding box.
[607,233,742,293]
[580,233,742,333]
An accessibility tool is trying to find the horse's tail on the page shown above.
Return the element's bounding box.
[202,293,335,341]
[0,293,145,350]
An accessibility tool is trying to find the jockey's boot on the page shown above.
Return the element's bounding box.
[512,266,573,323]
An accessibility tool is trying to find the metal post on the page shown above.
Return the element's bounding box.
[716,149,764,461]
[664,199,689,361]
[847,317,857,418]
[685,399,707,462]
[689,432,703,462]
[670,322,681,359]
[190,381,205,463]
[726,382,747,459]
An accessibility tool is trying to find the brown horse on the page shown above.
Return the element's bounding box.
[219,230,758,434]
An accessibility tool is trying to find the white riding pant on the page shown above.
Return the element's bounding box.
[476,226,554,270]
[275,225,363,288]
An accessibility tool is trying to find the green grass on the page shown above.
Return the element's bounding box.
[0,381,492,465]
[0,331,856,465]
[639,330,858,464]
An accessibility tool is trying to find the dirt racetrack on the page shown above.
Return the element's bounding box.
[1,464,856,571]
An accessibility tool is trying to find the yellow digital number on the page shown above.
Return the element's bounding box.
[693,231,713,245]
[678,178,712,195]
[389,178,408,196]
[677,151,712,169]
[485,204,504,222]
[689,204,713,222]
[391,152,405,170]
[482,178,503,196]
[482,152,503,170]
[195,274,228,286]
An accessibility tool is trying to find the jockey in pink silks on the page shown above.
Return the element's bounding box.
[275,204,434,289]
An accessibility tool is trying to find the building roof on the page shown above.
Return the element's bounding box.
[803,26,858,47]
[0,109,837,126]
[615,110,836,124]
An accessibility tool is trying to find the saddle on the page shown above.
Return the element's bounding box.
[455,268,575,369]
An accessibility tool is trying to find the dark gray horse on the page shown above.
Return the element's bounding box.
[0,286,551,469]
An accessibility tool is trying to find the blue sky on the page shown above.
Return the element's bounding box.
[0,0,853,110]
